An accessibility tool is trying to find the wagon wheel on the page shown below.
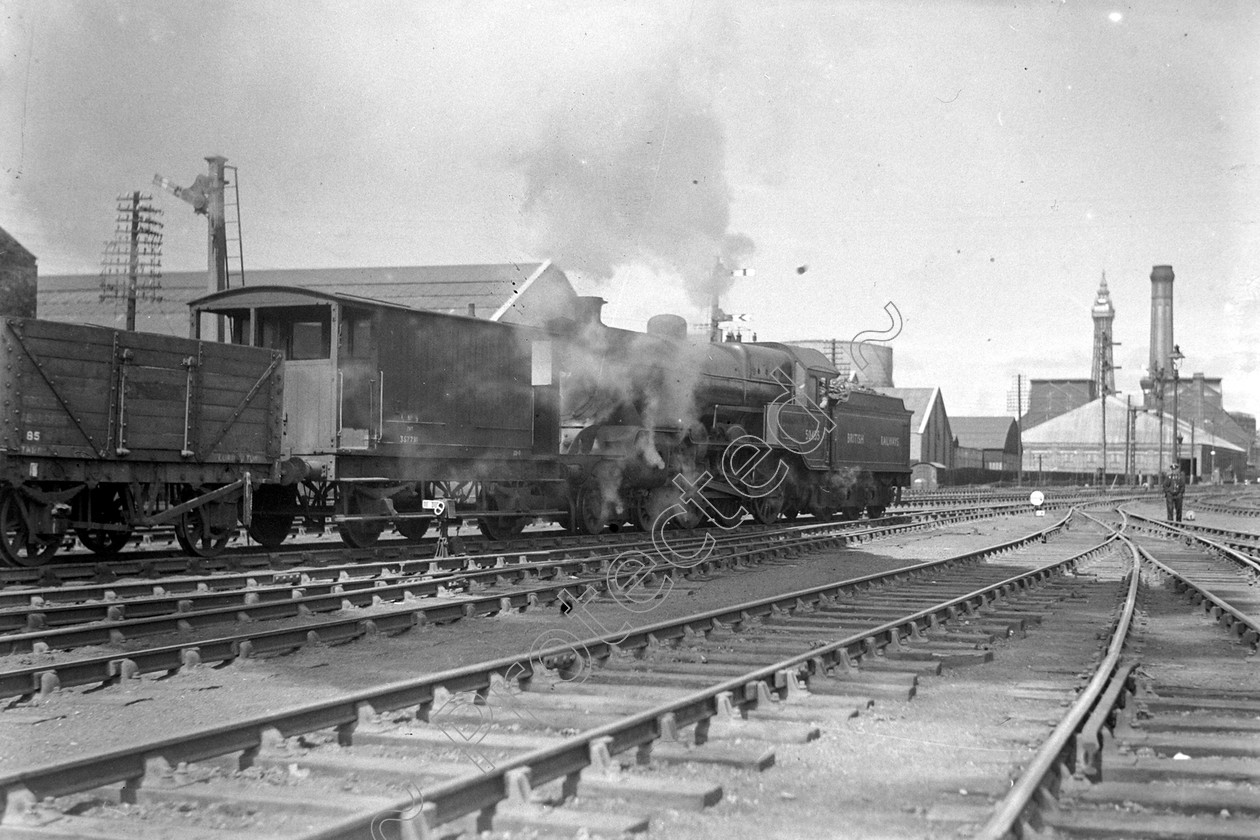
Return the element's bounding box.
[392,488,431,542]
[0,491,62,567]
[248,485,297,551]
[299,480,331,534]
[394,515,430,542]
[780,502,800,522]
[337,492,384,549]
[477,505,526,540]
[76,487,134,556]
[865,505,887,520]
[478,485,529,541]
[174,502,235,558]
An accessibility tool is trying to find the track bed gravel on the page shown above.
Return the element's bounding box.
[636,536,1127,840]
[0,513,1052,780]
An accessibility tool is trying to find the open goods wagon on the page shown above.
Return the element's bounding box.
[0,317,282,566]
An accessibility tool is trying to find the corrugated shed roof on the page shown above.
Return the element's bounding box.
[1022,396,1243,451]
[952,416,1019,452]
[873,387,940,434]
[37,263,570,335]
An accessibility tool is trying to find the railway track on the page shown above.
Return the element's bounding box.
[975,509,1260,839]
[0,491,1119,586]
[0,500,1023,601]
[1187,495,1260,519]
[0,501,1057,705]
[0,509,1103,837]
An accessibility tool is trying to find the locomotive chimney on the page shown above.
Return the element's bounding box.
[573,296,606,327]
[1140,265,1174,409]
[1149,264,1174,379]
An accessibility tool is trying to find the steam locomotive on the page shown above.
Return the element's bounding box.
[0,285,911,565]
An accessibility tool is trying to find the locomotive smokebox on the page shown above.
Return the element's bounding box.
[646,314,688,341]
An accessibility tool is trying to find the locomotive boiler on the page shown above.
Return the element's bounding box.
[556,297,912,534]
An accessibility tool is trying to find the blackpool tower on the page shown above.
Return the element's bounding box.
[1091,271,1116,395]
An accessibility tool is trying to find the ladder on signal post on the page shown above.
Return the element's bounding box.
[223,164,245,287]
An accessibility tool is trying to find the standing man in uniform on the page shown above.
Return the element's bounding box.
[1162,464,1185,522]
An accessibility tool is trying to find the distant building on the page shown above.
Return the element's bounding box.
[786,340,893,387]
[1227,412,1257,481]
[1021,378,1096,430]
[1091,272,1116,394]
[951,416,1021,478]
[37,261,577,335]
[0,226,37,318]
[1162,373,1254,481]
[1021,395,1246,484]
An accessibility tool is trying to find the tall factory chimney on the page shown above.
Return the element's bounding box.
[1142,264,1174,409]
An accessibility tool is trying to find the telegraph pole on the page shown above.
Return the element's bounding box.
[99,191,163,330]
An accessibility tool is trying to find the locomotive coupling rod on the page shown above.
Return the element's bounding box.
[138,478,246,527]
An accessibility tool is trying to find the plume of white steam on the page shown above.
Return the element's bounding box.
[510,13,754,307]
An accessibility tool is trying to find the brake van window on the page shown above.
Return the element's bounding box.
[258,306,331,360]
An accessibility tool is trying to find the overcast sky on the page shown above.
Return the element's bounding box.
[2,1,1257,418]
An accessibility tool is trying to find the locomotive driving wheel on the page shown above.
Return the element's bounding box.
[636,485,700,532]
[75,487,133,556]
[0,490,62,567]
[575,479,612,535]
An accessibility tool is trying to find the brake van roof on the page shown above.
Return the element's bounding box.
[189,285,424,315]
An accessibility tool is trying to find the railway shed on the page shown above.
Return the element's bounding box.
[0,226,37,318]
[1020,394,1246,485]
[874,387,953,471]
[951,416,1021,481]
[37,261,577,336]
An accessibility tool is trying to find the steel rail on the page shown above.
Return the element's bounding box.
[1123,509,1260,574]
[0,528,804,634]
[974,510,1140,840]
[1134,536,1260,647]
[1188,498,1260,518]
[0,507,1015,699]
[0,498,1049,654]
[0,509,1079,824]
[307,515,1106,839]
[0,498,996,610]
[0,511,958,655]
[0,494,1036,590]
